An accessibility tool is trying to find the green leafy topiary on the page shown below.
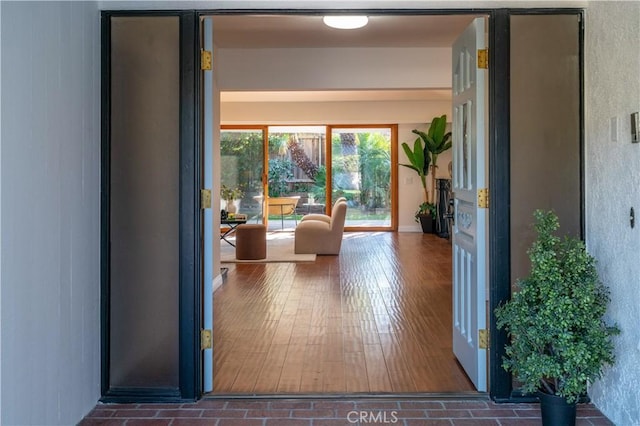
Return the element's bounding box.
[495,210,619,404]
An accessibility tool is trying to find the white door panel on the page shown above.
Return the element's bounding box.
[202,16,214,393]
[452,17,488,392]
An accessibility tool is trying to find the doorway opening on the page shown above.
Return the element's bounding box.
[205,12,488,396]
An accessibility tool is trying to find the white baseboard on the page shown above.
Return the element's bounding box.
[398,225,422,233]
[213,273,224,293]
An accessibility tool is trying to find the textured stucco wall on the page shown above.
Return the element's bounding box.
[584,2,640,424]
[1,1,101,424]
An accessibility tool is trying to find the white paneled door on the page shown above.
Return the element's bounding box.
[451,17,488,392]
[202,16,214,393]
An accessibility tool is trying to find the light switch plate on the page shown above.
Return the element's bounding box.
[610,117,618,142]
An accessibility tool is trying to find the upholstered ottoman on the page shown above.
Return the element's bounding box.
[235,224,267,260]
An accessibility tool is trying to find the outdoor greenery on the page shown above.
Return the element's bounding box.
[331,134,359,192]
[267,158,294,197]
[220,131,263,202]
[495,210,619,404]
[358,132,391,209]
[310,166,327,200]
[331,131,391,210]
[222,127,393,224]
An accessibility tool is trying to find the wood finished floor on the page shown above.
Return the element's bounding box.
[212,232,475,394]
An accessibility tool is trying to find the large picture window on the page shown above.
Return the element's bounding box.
[220,124,397,231]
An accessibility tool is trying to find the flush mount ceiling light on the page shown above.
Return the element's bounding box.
[322,16,369,30]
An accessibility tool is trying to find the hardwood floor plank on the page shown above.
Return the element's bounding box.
[378,333,418,393]
[363,344,392,392]
[230,350,267,393]
[344,351,369,392]
[342,325,364,353]
[213,350,248,391]
[276,344,306,393]
[299,343,324,392]
[322,360,346,392]
[252,344,288,393]
[323,333,344,363]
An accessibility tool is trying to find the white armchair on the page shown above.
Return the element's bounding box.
[294,199,347,255]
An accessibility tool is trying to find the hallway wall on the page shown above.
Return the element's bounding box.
[217,47,451,91]
[0,1,101,424]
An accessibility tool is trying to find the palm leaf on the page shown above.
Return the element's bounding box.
[431,114,447,141]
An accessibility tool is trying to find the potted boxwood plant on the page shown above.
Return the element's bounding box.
[495,210,619,426]
[401,114,451,233]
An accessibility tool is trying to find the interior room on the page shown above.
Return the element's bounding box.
[210,13,481,394]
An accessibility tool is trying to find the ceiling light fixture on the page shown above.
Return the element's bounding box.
[322,16,368,30]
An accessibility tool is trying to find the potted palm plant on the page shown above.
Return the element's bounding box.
[411,114,452,203]
[400,132,435,233]
[495,210,619,426]
[401,114,452,233]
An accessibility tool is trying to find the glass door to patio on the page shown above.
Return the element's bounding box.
[220,125,397,232]
[267,126,326,231]
[329,126,397,230]
[220,127,266,223]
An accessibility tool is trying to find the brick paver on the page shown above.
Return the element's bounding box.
[79,398,614,425]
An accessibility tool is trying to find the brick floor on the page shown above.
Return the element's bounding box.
[79,398,614,425]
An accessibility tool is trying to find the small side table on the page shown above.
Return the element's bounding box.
[220,219,247,246]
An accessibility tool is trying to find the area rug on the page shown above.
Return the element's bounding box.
[220,232,316,263]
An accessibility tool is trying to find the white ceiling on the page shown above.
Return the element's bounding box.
[212,14,477,48]
[214,14,480,103]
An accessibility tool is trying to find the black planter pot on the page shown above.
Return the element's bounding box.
[538,392,577,426]
[417,213,435,234]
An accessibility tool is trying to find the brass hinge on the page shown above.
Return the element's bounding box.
[479,329,489,349]
[201,329,212,350]
[478,49,488,69]
[201,49,212,71]
[478,188,489,209]
[200,189,212,209]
